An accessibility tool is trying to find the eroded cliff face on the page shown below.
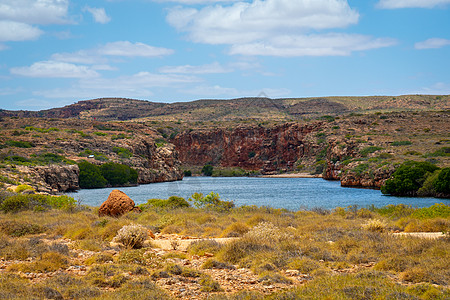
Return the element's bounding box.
[173,122,324,174]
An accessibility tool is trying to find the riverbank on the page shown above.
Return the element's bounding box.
[261,173,322,178]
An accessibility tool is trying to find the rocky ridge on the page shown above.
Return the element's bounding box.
[0,118,183,194]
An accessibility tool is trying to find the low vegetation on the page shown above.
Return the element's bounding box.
[382,161,449,197]
[78,161,138,189]
[0,190,448,299]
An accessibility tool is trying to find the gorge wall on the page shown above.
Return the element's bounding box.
[172,121,399,189]
[173,122,326,174]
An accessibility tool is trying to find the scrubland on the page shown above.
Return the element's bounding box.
[0,191,449,299]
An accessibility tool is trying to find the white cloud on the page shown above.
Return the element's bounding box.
[0,0,69,24]
[415,38,450,49]
[160,62,232,74]
[51,50,105,65]
[167,0,360,45]
[165,0,394,56]
[10,61,99,78]
[98,41,174,57]
[50,41,174,66]
[230,33,397,57]
[0,43,8,50]
[84,6,111,24]
[377,0,450,9]
[154,0,238,4]
[0,20,43,41]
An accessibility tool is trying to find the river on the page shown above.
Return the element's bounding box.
[66,177,445,210]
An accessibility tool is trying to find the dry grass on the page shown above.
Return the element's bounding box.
[0,201,448,299]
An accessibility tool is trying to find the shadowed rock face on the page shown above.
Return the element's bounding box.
[98,189,141,217]
[172,122,324,173]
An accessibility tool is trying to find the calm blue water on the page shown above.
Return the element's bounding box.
[66,177,445,210]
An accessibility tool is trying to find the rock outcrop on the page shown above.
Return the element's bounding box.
[98,190,141,217]
[17,165,80,194]
[172,122,324,174]
[339,163,396,189]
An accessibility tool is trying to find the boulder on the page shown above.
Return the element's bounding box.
[98,189,142,217]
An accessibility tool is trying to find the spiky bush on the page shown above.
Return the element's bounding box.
[362,219,387,232]
[113,224,148,249]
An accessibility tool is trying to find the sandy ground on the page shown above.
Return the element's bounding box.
[150,237,236,251]
[392,232,447,239]
[261,173,322,178]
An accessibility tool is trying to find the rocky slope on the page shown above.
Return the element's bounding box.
[0,118,183,194]
[172,111,450,189]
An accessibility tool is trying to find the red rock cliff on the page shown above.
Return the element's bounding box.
[172,122,324,173]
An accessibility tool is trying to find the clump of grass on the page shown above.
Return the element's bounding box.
[202,259,236,270]
[113,224,148,249]
[199,275,223,292]
[8,251,68,273]
[187,239,223,256]
[362,219,387,232]
[117,249,161,268]
[220,222,250,237]
[287,257,321,273]
[0,220,46,237]
[258,271,293,285]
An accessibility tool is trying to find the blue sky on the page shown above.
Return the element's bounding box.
[0,0,449,111]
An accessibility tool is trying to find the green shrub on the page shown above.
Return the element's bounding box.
[15,184,34,193]
[426,147,450,157]
[381,161,439,196]
[4,155,31,164]
[112,147,133,159]
[189,192,234,211]
[5,140,34,148]
[100,162,138,186]
[0,194,76,213]
[202,164,214,176]
[78,161,107,189]
[360,146,383,157]
[412,203,450,219]
[433,168,450,195]
[143,196,190,210]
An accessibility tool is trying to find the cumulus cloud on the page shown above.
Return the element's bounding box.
[154,0,238,3]
[415,38,450,49]
[0,20,43,41]
[98,41,174,57]
[377,0,450,9]
[0,0,69,24]
[168,0,359,45]
[10,61,99,78]
[166,0,394,56]
[159,62,232,74]
[51,41,174,66]
[84,6,111,24]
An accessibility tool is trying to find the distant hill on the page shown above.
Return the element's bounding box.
[1,95,448,122]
